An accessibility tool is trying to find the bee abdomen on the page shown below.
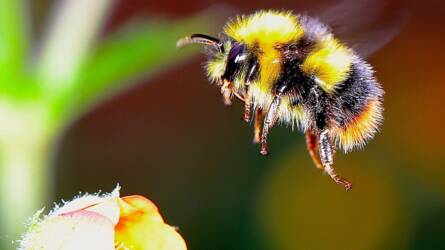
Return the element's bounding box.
[331,57,384,152]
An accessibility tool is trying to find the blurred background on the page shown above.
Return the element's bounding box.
[0,0,444,249]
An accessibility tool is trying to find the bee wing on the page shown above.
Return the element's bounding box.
[310,0,410,58]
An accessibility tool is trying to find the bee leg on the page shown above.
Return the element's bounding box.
[232,91,245,103]
[242,61,257,122]
[221,80,233,106]
[253,108,263,144]
[242,85,252,122]
[319,130,353,190]
[305,129,324,170]
[260,96,281,155]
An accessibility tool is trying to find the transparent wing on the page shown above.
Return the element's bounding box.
[308,0,410,57]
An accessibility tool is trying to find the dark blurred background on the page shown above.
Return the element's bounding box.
[44,0,445,249]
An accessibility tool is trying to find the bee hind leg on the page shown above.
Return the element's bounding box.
[260,95,281,155]
[305,129,324,170]
[318,130,353,190]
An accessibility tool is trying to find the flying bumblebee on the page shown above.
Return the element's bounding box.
[177,0,407,190]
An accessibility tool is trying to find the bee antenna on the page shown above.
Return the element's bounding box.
[177,34,224,53]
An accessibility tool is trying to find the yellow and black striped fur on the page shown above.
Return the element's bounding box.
[177,10,384,190]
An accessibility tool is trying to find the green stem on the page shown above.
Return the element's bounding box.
[0,102,54,249]
[37,0,114,95]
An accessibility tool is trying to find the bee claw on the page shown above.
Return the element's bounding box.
[260,144,269,156]
[333,176,353,190]
[324,163,353,190]
[241,115,251,123]
[242,114,250,123]
[223,97,232,106]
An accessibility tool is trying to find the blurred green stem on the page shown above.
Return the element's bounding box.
[37,0,114,94]
[0,102,53,246]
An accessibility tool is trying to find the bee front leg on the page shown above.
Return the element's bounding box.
[260,95,281,155]
[221,79,233,106]
[318,130,353,190]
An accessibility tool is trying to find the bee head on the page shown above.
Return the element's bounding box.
[177,34,251,86]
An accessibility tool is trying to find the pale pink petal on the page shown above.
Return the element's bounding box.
[20,210,114,250]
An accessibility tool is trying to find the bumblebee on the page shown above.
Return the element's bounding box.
[177,4,404,189]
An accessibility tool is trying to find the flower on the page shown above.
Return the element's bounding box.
[19,186,186,250]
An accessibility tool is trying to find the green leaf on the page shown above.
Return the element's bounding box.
[71,10,222,116]
[0,0,28,80]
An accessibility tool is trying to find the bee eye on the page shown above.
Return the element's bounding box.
[223,43,246,81]
[228,43,245,62]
